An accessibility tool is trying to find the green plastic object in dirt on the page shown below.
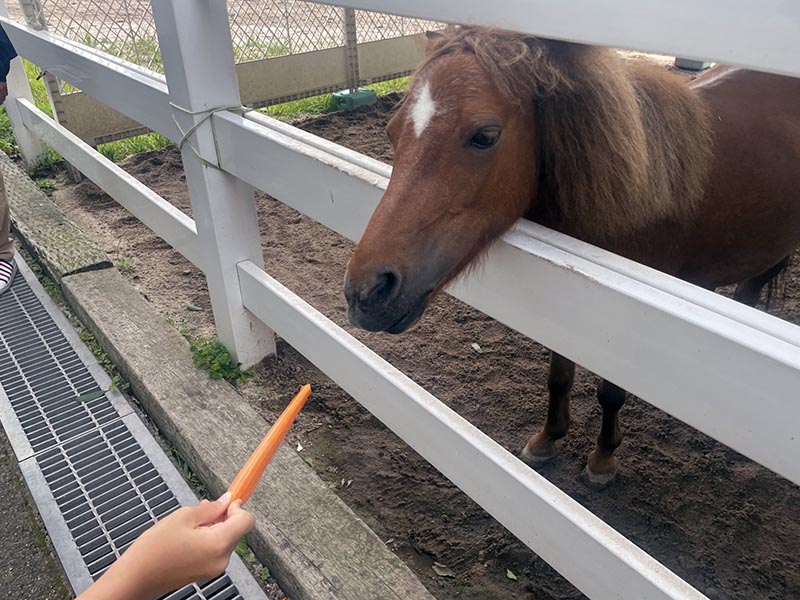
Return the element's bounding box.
[332,88,378,111]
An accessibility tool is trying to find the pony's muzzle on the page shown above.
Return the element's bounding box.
[353,267,402,308]
[344,266,404,329]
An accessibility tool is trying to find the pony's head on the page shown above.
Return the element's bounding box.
[344,27,679,333]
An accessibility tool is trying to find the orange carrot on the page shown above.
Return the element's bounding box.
[228,384,312,504]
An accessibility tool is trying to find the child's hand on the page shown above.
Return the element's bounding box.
[78,492,255,600]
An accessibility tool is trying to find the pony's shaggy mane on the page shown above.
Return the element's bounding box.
[416,27,714,242]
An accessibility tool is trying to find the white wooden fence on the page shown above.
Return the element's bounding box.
[2,1,799,598]
[12,0,442,146]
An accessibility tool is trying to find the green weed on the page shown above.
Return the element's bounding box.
[35,179,56,195]
[116,256,134,272]
[235,538,255,562]
[27,259,64,304]
[189,335,253,387]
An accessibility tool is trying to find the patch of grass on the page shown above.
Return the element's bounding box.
[176,321,191,338]
[236,537,276,590]
[23,60,54,117]
[366,76,410,96]
[78,330,115,373]
[260,75,410,121]
[0,56,167,165]
[29,152,65,177]
[235,538,256,562]
[0,60,54,158]
[168,445,206,496]
[27,259,65,304]
[189,335,253,387]
[261,93,335,120]
[0,104,16,157]
[35,179,56,195]
[97,132,172,163]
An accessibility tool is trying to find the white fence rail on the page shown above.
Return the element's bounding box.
[13,0,442,146]
[3,1,799,598]
[18,99,203,268]
[312,0,800,78]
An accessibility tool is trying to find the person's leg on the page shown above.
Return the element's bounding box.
[0,170,17,295]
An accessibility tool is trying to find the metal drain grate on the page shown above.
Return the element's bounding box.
[0,279,119,455]
[0,257,265,600]
[37,419,180,579]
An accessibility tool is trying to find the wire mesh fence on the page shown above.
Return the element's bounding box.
[10,0,443,143]
[16,0,442,73]
[355,10,439,44]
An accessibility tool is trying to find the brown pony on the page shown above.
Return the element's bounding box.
[344,27,800,484]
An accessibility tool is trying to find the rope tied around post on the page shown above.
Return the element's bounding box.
[169,102,249,169]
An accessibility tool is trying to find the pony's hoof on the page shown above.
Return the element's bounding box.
[582,453,620,489]
[520,434,558,465]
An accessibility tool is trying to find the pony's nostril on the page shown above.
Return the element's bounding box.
[363,268,402,307]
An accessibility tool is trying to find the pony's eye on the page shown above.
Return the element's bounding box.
[469,127,501,149]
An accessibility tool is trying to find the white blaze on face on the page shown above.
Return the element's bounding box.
[410,81,436,137]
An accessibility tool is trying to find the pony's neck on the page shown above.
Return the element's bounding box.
[528,50,713,245]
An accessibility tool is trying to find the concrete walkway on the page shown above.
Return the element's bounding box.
[0,426,70,600]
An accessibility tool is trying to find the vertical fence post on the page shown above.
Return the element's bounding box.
[343,7,359,91]
[17,0,82,180]
[0,0,48,168]
[150,0,275,368]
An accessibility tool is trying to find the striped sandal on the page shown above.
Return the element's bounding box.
[0,257,17,297]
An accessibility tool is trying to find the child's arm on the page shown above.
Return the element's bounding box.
[77,492,254,600]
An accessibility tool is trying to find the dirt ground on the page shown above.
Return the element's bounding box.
[49,75,800,599]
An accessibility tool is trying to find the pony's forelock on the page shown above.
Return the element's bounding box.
[410,27,713,242]
[416,28,574,104]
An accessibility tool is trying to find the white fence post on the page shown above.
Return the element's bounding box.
[343,8,359,91]
[16,0,81,180]
[0,0,47,168]
[150,0,275,367]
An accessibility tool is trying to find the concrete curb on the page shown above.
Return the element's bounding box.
[8,158,434,599]
[1,153,110,280]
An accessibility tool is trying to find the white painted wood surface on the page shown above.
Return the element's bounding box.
[17,99,203,269]
[309,0,800,77]
[0,2,47,167]
[150,0,274,366]
[238,260,709,600]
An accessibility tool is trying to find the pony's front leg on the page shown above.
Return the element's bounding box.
[521,352,575,464]
[585,379,626,485]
